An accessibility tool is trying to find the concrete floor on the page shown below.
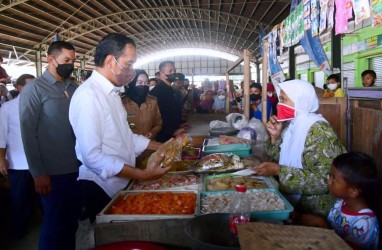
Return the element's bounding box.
[0,176,95,250]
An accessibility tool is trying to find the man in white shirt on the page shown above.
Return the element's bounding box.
[0,74,35,240]
[69,33,170,222]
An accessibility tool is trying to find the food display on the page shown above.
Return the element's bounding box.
[167,160,195,173]
[148,134,191,167]
[206,176,267,191]
[219,135,251,145]
[109,192,197,215]
[195,153,244,173]
[200,190,285,214]
[132,174,198,190]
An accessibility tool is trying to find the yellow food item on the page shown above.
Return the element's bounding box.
[207,176,267,191]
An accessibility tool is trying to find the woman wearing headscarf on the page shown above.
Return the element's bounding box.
[252,80,346,217]
[121,69,162,140]
[196,90,214,113]
[212,89,226,113]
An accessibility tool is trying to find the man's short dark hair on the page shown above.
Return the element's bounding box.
[155,71,160,77]
[361,70,376,79]
[149,78,157,83]
[16,74,35,86]
[250,82,262,90]
[327,74,340,82]
[159,61,175,72]
[47,41,75,56]
[94,33,136,67]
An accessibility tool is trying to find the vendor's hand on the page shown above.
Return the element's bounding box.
[0,158,8,175]
[145,131,153,139]
[143,153,171,180]
[251,162,280,176]
[265,115,282,143]
[34,175,52,195]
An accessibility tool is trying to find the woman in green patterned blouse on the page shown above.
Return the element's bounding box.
[252,79,346,217]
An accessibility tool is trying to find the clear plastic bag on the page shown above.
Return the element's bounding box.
[147,134,191,167]
[237,127,257,143]
[226,113,248,130]
[247,118,269,142]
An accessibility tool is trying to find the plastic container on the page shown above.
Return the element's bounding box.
[199,189,294,221]
[203,174,278,191]
[209,127,238,137]
[202,143,252,157]
[229,185,250,243]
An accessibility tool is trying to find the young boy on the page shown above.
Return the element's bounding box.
[361,70,377,87]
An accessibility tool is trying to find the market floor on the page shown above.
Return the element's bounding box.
[0,176,95,250]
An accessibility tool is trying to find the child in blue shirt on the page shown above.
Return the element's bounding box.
[301,152,379,249]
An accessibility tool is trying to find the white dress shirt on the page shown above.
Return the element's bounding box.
[69,70,150,197]
[0,97,29,170]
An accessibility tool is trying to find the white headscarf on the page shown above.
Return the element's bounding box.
[276,80,327,169]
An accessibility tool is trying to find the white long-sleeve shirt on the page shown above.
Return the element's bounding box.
[0,97,29,170]
[69,70,149,197]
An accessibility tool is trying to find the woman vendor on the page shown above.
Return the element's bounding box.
[121,69,162,139]
[252,79,346,217]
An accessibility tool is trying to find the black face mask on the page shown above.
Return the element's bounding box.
[183,84,189,90]
[54,59,74,79]
[135,85,149,97]
[166,74,176,83]
[235,96,242,102]
[250,94,261,101]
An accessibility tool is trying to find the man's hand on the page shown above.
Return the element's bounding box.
[251,162,281,176]
[0,158,8,175]
[142,153,171,180]
[34,175,52,195]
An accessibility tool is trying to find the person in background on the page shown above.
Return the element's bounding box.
[122,69,162,140]
[196,90,214,113]
[150,61,183,142]
[148,78,157,91]
[0,74,35,241]
[252,79,346,217]
[171,73,186,122]
[0,55,11,84]
[154,71,160,82]
[362,70,377,87]
[69,34,170,223]
[0,83,13,106]
[267,83,278,115]
[249,82,272,121]
[212,89,226,113]
[182,78,193,115]
[323,74,344,97]
[300,152,379,250]
[20,41,80,250]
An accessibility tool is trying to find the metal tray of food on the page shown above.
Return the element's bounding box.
[203,174,278,192]
[199,188,293,221]
[130,174,201,191]
[96,190,199,224]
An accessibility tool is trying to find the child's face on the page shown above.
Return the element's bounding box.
[327,165,352,198]
[362,74,375,87]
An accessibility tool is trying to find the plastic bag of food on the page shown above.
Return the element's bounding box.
[209,120,230,129]
[247,118,269,142]
[226,113,248,130]
[237,126,257,143]
[195,153,244,173]
[147,134,191,167]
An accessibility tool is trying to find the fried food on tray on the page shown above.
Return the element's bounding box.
[109,192,197,215]
[132,174,198,190]
[207,176,267,191]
